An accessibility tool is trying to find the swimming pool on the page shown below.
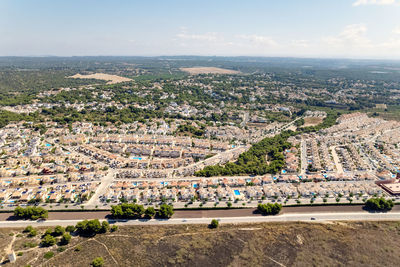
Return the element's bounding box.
[131,156,142,160]
[234,190,240,196]
[45,143,52,147]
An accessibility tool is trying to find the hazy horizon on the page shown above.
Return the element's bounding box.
[1,0,400,59]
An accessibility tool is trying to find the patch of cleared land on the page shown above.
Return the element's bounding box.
[375,104,387,109]
[68,73,132,84]
[3,221,400,266]
[303,117,323,127]
[180,67,240,75]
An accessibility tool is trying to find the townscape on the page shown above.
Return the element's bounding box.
[0,108,398,210]
[3,0,400,265]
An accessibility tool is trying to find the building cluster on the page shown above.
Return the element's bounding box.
[0,182,99,205]
[102,176,383,204]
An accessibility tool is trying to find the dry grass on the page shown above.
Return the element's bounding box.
[68,73,132,84]
[180,67,240,75]
[303,117,323,127]
[3,221,400,266]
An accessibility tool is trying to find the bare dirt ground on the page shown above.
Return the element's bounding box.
[3,221,400,266]
[303,117,323,127]
[180,67,240,75]
[68,73,132,84]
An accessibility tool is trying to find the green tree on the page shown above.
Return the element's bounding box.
[209,219,219,229]
[40,234,56,247]
[145,207,156,218]
[157,204,174,219]
[28,229,37,237]
[75,219,102,237]
[52,225,65,236]
[257,203,282,215]
[60,232,71,245]
[365,197,394,211]
[14,206,48,220]
[100,221,110,233]
[65,225,76,233]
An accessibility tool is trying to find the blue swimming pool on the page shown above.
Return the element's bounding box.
[131,156,142,160]
[45,143,51,147]
[234,190,240,196]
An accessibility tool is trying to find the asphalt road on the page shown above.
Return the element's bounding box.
[1,204,400,228]
[1,211,400,228]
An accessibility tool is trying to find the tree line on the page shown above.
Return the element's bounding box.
[110,203,174,219]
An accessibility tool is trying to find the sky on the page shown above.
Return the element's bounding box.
[1,0,400,59]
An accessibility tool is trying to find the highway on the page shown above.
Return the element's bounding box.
[1,210,400,228]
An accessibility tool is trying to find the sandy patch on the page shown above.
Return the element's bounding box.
[180,67,240,75]
[303,117,323,127]
[375,104,387,109]
[286,125,298,131]
[69,73,132,84]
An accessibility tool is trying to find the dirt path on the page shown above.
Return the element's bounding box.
[0,234,16,264]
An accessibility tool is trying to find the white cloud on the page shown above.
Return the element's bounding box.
[291,40,310,48]
[322,24,371,47]
[393,26,400,34]
[176,32,219,42]
[236,34,277,47]
[353,0,397,6]
[320,23,400,58]
[169,26,400,59]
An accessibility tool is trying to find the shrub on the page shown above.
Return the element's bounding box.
[24,242,37,248]
[365,197,394,211]
[52,225,65,236]
[14,206,48,220]
[43,251,54,259]
[60,232,71,245]
[144,207,156,218]
[157,204,174,219]
[17,252,23,256]
[110,203,145,219]
[28,229,37,237]
[91,257,104,267]
[66,225,76,233]
[40,234,56,247]
[74,245,82,251]
[75,219,102,237]
[110,225,118,232]
[44,228,53,236]
[100,221,109,233]
[23,226,33,233]
[257,203,282,215]
[209,219,219,229]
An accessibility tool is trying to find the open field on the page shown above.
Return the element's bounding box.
[2,221,400,266]
[180,67,240,75]
[303,117,323,127]
[68,73,132,84]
